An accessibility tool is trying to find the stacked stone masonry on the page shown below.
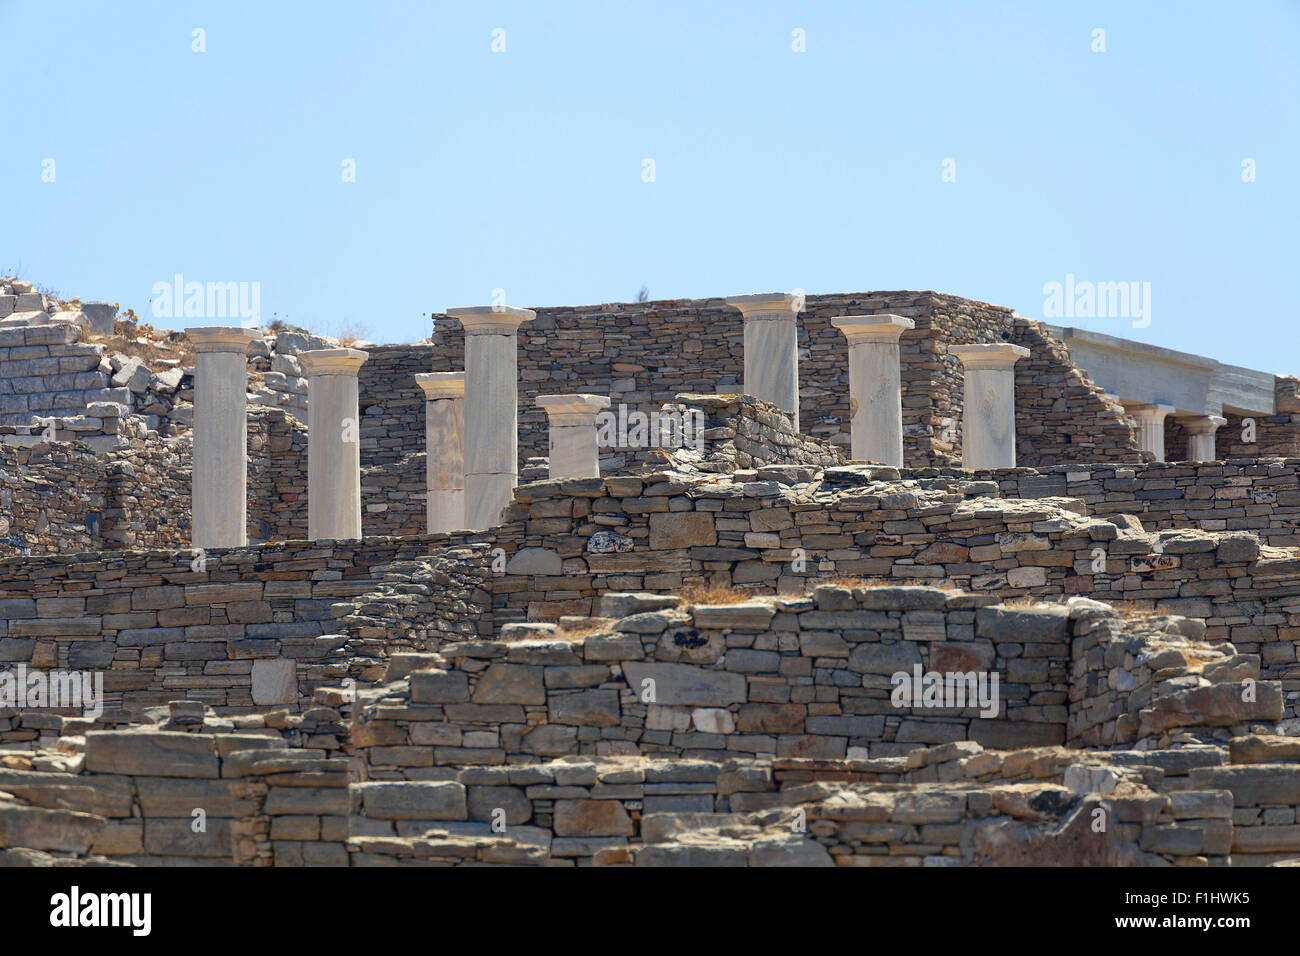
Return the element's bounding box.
[2,282,1300,869]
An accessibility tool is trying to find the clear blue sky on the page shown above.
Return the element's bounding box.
[4,0,1296,373]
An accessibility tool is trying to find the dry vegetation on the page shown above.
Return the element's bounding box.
[556,620,611,640]
[676,581,762,605]
[81,310,195,368]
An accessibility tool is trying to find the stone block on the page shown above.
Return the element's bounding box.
[251,659,298,705]
[621,662,747,706]
[362,782,467,820]
[553,799,633,837]
[471,663,545,705]
[648,512,716,549]
[85,731,219,779]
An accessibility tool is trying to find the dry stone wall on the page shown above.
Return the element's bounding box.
[350,587,1277,777]
[4,281,1300,871]
[352,589,1072,774]
[414,291,1142,471]
[0,325,120,427]
[0,536,491,731]
[1,588,1296,867]
[975,458,1300,549]
[0,412,298,556]
[481,466,1300,726]
[1068,600,1282,747]
[6,720,1288,867]
[0,437,189,556]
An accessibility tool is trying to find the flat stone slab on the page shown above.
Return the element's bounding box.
[691,603,776,630]
[621,662,747,707]
[85,730,220,779]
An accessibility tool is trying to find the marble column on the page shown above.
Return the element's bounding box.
[1181,414,1227,462]
[415,372,466,533]
[1126,403,1176,463]
[725,293,802,430]
[951,344,1030,469]
[300,348,369,541]
[187,327,259,549]
[831,314,914,465]
[447,306,535,530]
[536,394,611,479]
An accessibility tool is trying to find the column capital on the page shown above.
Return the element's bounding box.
[832,314,915,344]
[725,292,802,319]
[187,327,260,353]
[951,343,1030,370]
[415,371,466,400]
[1180,413,1227,435]
[537,393,611,425]
[1125,402,1176,424]
[446,306,536,334]
[299,348,369,376]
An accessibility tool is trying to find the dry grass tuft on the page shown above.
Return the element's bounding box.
[676,582,763,606]
[1100,600,1163,621]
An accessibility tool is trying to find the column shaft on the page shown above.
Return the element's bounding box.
[537,394,611,480]
[416,372,465,533]
[449,306,535,530]
[301,349,368,541]
[832,315,914,465]
[188,327,258,549]
[952,344,1030,469]
[726,294,802,430]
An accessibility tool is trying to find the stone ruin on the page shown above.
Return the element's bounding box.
[0,282,1298,867]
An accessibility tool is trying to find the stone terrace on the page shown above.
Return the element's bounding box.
[1,284,1299,867]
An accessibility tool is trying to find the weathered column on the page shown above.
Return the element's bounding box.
[1127,403,1175,462]
[187,327,259,549]
[831,314,915,465]
[536,394,611,479]
[300,348,369,541]
[415,372,465,533]
[1181,414,1227,462]
[448,306,535,530]
[725,293,802,430]
[951,344,1030,469]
